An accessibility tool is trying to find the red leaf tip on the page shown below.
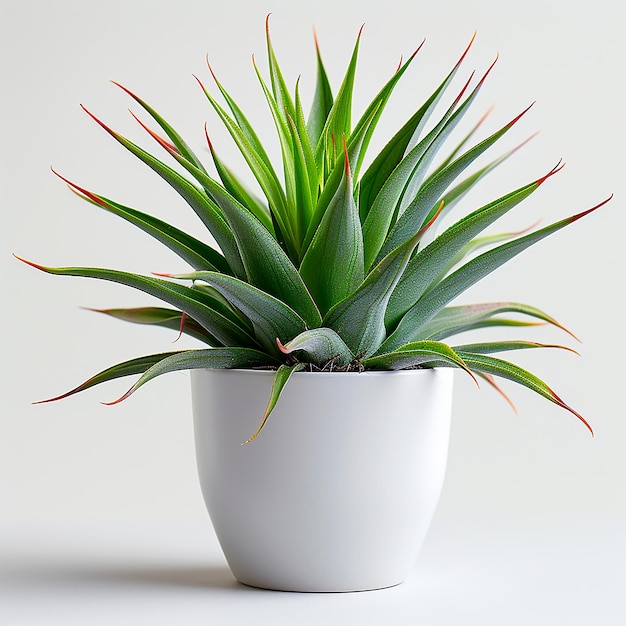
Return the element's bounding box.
[406,39,426,65]
[455,31,477,69]
[193,74,208,95]
[475,54,499,90]
[49,167,109,208]
[567,194,612,225]
[205,55,219,84]
[535,160,566,186]
[110,80,142,105]
[80,104,118,138]
[129,110,178,153]
[276,337,289,354]
[101,390,131,406]
[312,26,321,53]
[174,312,188,343]
[204,122,214,152]
[550,390,594,436]
[13,254,46,272]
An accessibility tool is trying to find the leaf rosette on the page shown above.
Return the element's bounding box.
[18,17,610,440]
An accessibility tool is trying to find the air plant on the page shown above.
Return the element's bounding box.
[18,18,610,441]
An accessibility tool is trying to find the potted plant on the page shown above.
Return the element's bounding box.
[17,18,609,592]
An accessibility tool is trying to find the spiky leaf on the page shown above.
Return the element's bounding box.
[278,328,354,367]
[243,363,306,444]
[300,146,364,315]
[108,348,277,405]
[381,197,610,353]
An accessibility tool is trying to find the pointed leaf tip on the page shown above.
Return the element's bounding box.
[481,373,519,415]
[475,54,499,89]
[174,312,188,343]
[128,110,178,153]
[205,55,220,85]
[505,101,535,130]
[312,25,321,52]
[203,122,214,151]
[101,390,131,406]
[192,74,208,95]
[49,168,109,208]
[534,160,566,186]
[342,135,350,175]
[80,104,118,138]
[459,31,477,64]
[566,195,612,225]
[550,389,594,436]
[13,254,47,272]
[110,81,141,103]
[409,39,426,61]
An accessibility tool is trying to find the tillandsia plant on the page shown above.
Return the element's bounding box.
[19,18,610,442]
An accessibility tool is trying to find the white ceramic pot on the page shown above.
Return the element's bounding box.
[191,367,454,592]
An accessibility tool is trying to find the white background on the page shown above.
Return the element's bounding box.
[2,0,625,624]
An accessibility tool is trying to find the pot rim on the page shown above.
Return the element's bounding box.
[192,367,452,378]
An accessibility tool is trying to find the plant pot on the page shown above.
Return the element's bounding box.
[191,367,454,593]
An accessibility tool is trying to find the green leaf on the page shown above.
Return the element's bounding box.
[244,363,306,444]
[292,82,319,236]
[171,271,308,356]
[287,93,316,242]
[278,328,354,367]
[195,77,295,256]
[362,68,486,269]
[378,103,532,262]
[251,57,299,244]
[80,106,245,279]
[142,137,320,327]
[18,259,259,349]
[300,147,364,316]
[385,166,565,329]
[56,172,231,274]
[363,340,475,381]
[453,340,577,355]
[136,113,277,242]
[420,133,537,235]
[34,352,184,403]
[456,351,593,434]
[265,15,297,122]
[301,103,380,258]
[381,196,611,353]
[348,41,424,179]
[432,225,539,285]
[86,306,217,345]
[113,81,208,172]
[108,347,278,405]
[205,136,273,233]
[205,62,274,165]
[358,43,469,220]
[415,301,577,342]
[431,104,493,173]
[307,30,334,148]
[294,81,318,205]
[315,26,362,178]
[206,175,322,328]
[323,228,423,357]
